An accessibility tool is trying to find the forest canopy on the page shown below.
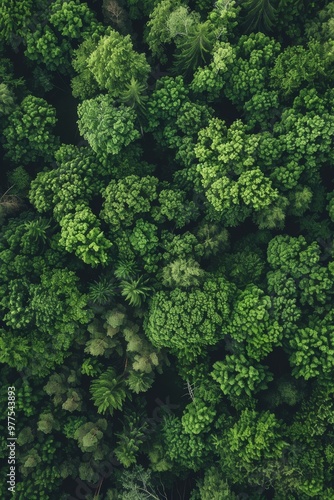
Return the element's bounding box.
[1,0,334,498]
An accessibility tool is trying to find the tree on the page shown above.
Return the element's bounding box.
[228,285,283,361]
[270,42,333,97]
[272,88,334,173]
[87,30,150,97]
[288,312,334,380]
[161,258,205,288]
[191,41,236,101]
[145,278,235,358]
[88,277,116,306]
[115,465,168,499]
[240,0,278,33]
[0,213,92,376]
[29,144,106,221]
[217,409,287,482]
[192,467,238,499]
[237,167,279,210]
[120,276,152,307]
[114,411,149,467]
[145,0,182,62]
[100,175,158,229]
[128,219,160,272]
[119,77,148,113]
[74,419,108,453]
[77,96,140,158]
[90,367,128,415]
[24,0,100,73]
[211,353,273,400]
[173,20,215,74]
[182,399,216,435]
[3,95,58,165]
[160,230,204,264]
[267,235,334,308]
[162,415,210,470]
[152,188,199,228]
[0,82,15,115]
[71,33,105,100]
[59,205,112,266]
[223,32,280,107]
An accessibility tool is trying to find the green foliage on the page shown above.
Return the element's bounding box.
[88,277,116,305]
[241,0,277,33]
[289,314,334,380]
[306,2,334,42]
[238,167,279,210]
[224,32,281,106]
[120,276,151,307]
[24,0,100,73]
[222,409,287,472]
[161,230,203,262]
[147,75,189,131]
[192,117,286,228]
[90,367,128,415]
[114,411,149,467]
[71,34,104,99]
[191,41,235,100]
[211,354,273,398]
[128,219,160,272]
[173,20,215,74]
[74,419,107,452]
[87,31,150,97]
[77,96,140,158]
[2,2,334,498]
[119,77,148,113]
[85,316,121,357]
[59,206,112,266]
[152,188,199,227]
[162,415,210,470]
[0,217,92,376]
[0,0,36,44]
[114,258,139,280]
[182,399,216,435]
[145,0,182,62]
[193,467,238,499]
[101,175,158,229]
[161,258,205,288]
[145,278,234,356]
[3,95,58,165]
[29,144,105,221]
[0,82,15,114]
[267,235,334,308]
[115,465,164,499]
[228,285,283,360]
[195,223,229,258]
[7,166,31,197]
[220,248,265,287]
[271,42,333,96]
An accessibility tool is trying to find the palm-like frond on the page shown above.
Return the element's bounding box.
[174,21,215,74]
[242,0,277,33]
[120,276,151,307]
[88,277,116,305]
[90,367,127,415]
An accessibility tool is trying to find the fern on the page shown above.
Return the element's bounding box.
[126,370,155,394]
[241,0,277,33]
[114,258,139,280]
[88,277,116,305]
[120,276,151,307]
[174,21,215,74]
[90,367,127,415]
[119,77,148,113]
